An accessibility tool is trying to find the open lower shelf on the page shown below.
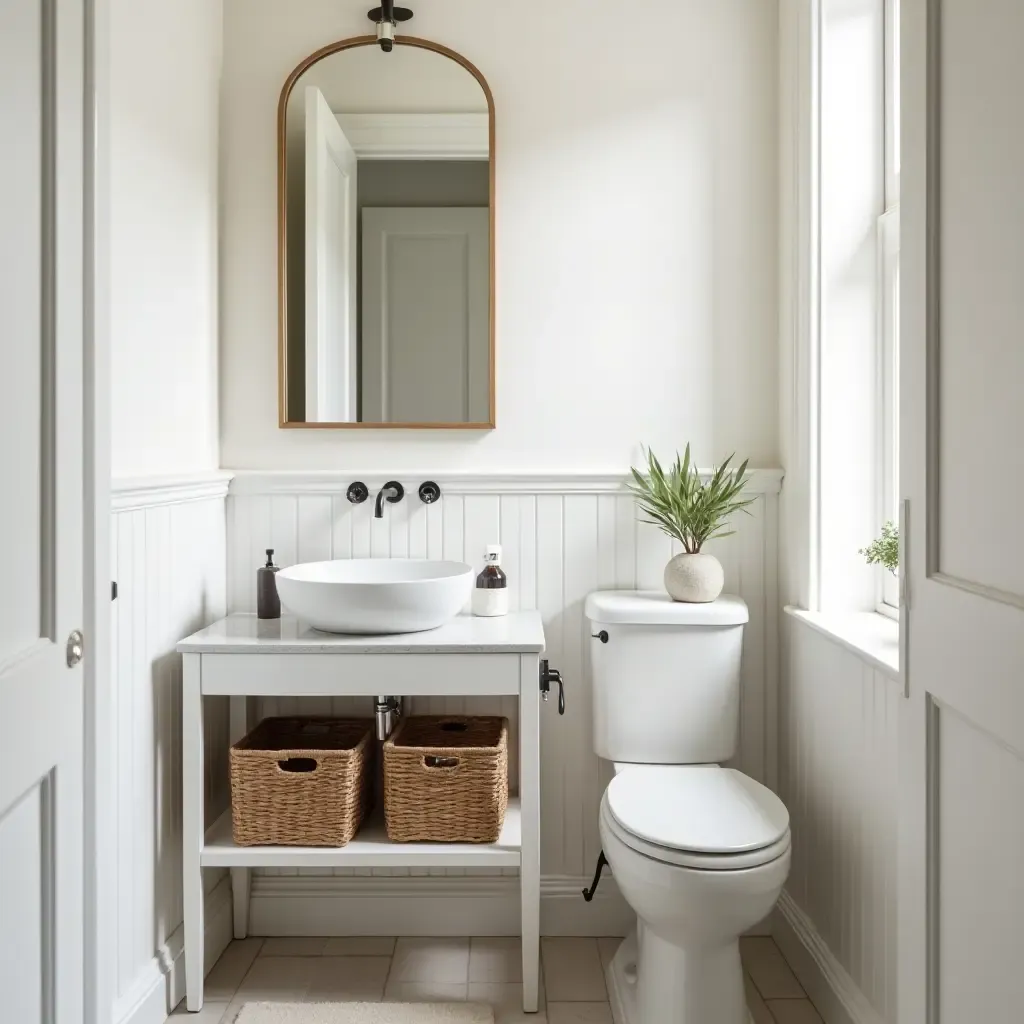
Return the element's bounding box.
[201,798,522,869]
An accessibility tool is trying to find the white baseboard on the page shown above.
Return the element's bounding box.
[248,874,633,938]
[113,875,234,1024]
[772,890,885,1024]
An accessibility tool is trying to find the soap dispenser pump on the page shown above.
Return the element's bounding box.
[257,548,281,619]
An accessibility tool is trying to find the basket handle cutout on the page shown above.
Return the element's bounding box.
[277,757,319,774]
[439,720,468,732]
[424,755,460,769]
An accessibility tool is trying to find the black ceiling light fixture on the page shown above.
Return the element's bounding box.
[367,0,413,52]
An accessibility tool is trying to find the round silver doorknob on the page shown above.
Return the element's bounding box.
[66,630,84,668]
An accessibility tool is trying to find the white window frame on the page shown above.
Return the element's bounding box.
[877,206,900,615]
[876,0,900,617]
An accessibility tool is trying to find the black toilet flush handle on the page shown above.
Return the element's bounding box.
[540,660,566,715]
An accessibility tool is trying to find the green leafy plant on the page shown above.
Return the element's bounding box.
[628,444,756,554]
[860,520,899,574]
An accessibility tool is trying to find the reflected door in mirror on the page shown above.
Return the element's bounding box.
[280,39,494,427]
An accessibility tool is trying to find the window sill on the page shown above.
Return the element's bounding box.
[784,606,900,681]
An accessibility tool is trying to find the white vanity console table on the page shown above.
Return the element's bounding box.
[178,612,547,1013]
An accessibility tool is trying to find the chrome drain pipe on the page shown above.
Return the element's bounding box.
[375,695,402,740]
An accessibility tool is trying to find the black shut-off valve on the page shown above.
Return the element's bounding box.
[539,660,566,715]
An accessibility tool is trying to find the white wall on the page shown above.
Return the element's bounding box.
[106,2,229,1021]
[226,470,780,936]
[109,0,222,478]
[220,0,779,471]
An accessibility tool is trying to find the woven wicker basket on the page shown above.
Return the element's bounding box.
[230,717,374,847]
[383,715,509,843]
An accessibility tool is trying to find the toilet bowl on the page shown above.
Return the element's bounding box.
[584,591,790,1024]
[599,766,790,1024]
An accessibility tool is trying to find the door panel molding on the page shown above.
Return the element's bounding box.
[924,0,942,582]
[924,694,940,1024]
[40,0,58,643]
[39,770,56,1024]
[929,572,1024,611]
[925,0,1024,609]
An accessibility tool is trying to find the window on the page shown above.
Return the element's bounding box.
[878,0,900,615]
[785,0,903,619]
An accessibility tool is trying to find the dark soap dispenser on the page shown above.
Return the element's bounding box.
[257,548,281,619]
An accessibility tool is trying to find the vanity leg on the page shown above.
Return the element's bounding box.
[229,696,251,938]
[182,654,205,1011]
[519,654,541,1013]
[231,868,251,939]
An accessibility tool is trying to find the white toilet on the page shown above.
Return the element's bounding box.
[585,590,791,1024]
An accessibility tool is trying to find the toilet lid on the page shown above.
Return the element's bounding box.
[606,765,789,855]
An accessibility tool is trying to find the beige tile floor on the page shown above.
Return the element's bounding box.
[171,934,823,1023]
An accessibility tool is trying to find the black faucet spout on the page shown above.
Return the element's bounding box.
[374,481,405,518]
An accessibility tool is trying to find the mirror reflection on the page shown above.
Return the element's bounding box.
[281,42,493,426]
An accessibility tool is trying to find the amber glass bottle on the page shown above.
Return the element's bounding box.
[472,544,508,617]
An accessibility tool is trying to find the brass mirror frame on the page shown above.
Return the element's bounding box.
[277,35,496,430]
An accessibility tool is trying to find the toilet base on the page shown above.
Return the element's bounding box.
[605,925,755,1024]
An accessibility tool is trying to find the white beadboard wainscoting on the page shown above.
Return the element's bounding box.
[775,611,900,1024]
[110,476,233,1024]
[225,469,781,937]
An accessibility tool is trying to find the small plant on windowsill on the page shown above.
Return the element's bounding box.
[860,520,899,575]
[629,444,755,603]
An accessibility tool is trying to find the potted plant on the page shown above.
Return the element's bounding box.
[860,520,899,574]
[629,444,755,603]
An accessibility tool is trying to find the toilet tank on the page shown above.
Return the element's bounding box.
[585,590,749,764]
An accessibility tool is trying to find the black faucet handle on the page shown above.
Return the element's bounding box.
[347,481,369,504]
[418,481,441,504]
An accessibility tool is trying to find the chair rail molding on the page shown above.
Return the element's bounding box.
[111,470,234,512]
[227,467,784,497]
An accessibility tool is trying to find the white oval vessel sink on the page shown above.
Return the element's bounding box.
[275,558,474,634]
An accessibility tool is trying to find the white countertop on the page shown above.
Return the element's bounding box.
[177,611,545,654]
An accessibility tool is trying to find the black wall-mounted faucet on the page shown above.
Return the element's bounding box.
[374,481,405,518]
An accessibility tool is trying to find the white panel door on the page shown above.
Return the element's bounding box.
[0,1,85,1022]
[361,207,489,423]
[900,1,1024,1020]
[304,86,357,422]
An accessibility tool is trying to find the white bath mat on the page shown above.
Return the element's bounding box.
[231,1003,493,1024]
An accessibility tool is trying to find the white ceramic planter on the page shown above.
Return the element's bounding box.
[664,552,725,603]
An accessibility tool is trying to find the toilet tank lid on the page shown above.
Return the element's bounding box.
[584,590,749,626]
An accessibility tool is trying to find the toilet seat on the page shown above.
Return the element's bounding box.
[603,764,791,871]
